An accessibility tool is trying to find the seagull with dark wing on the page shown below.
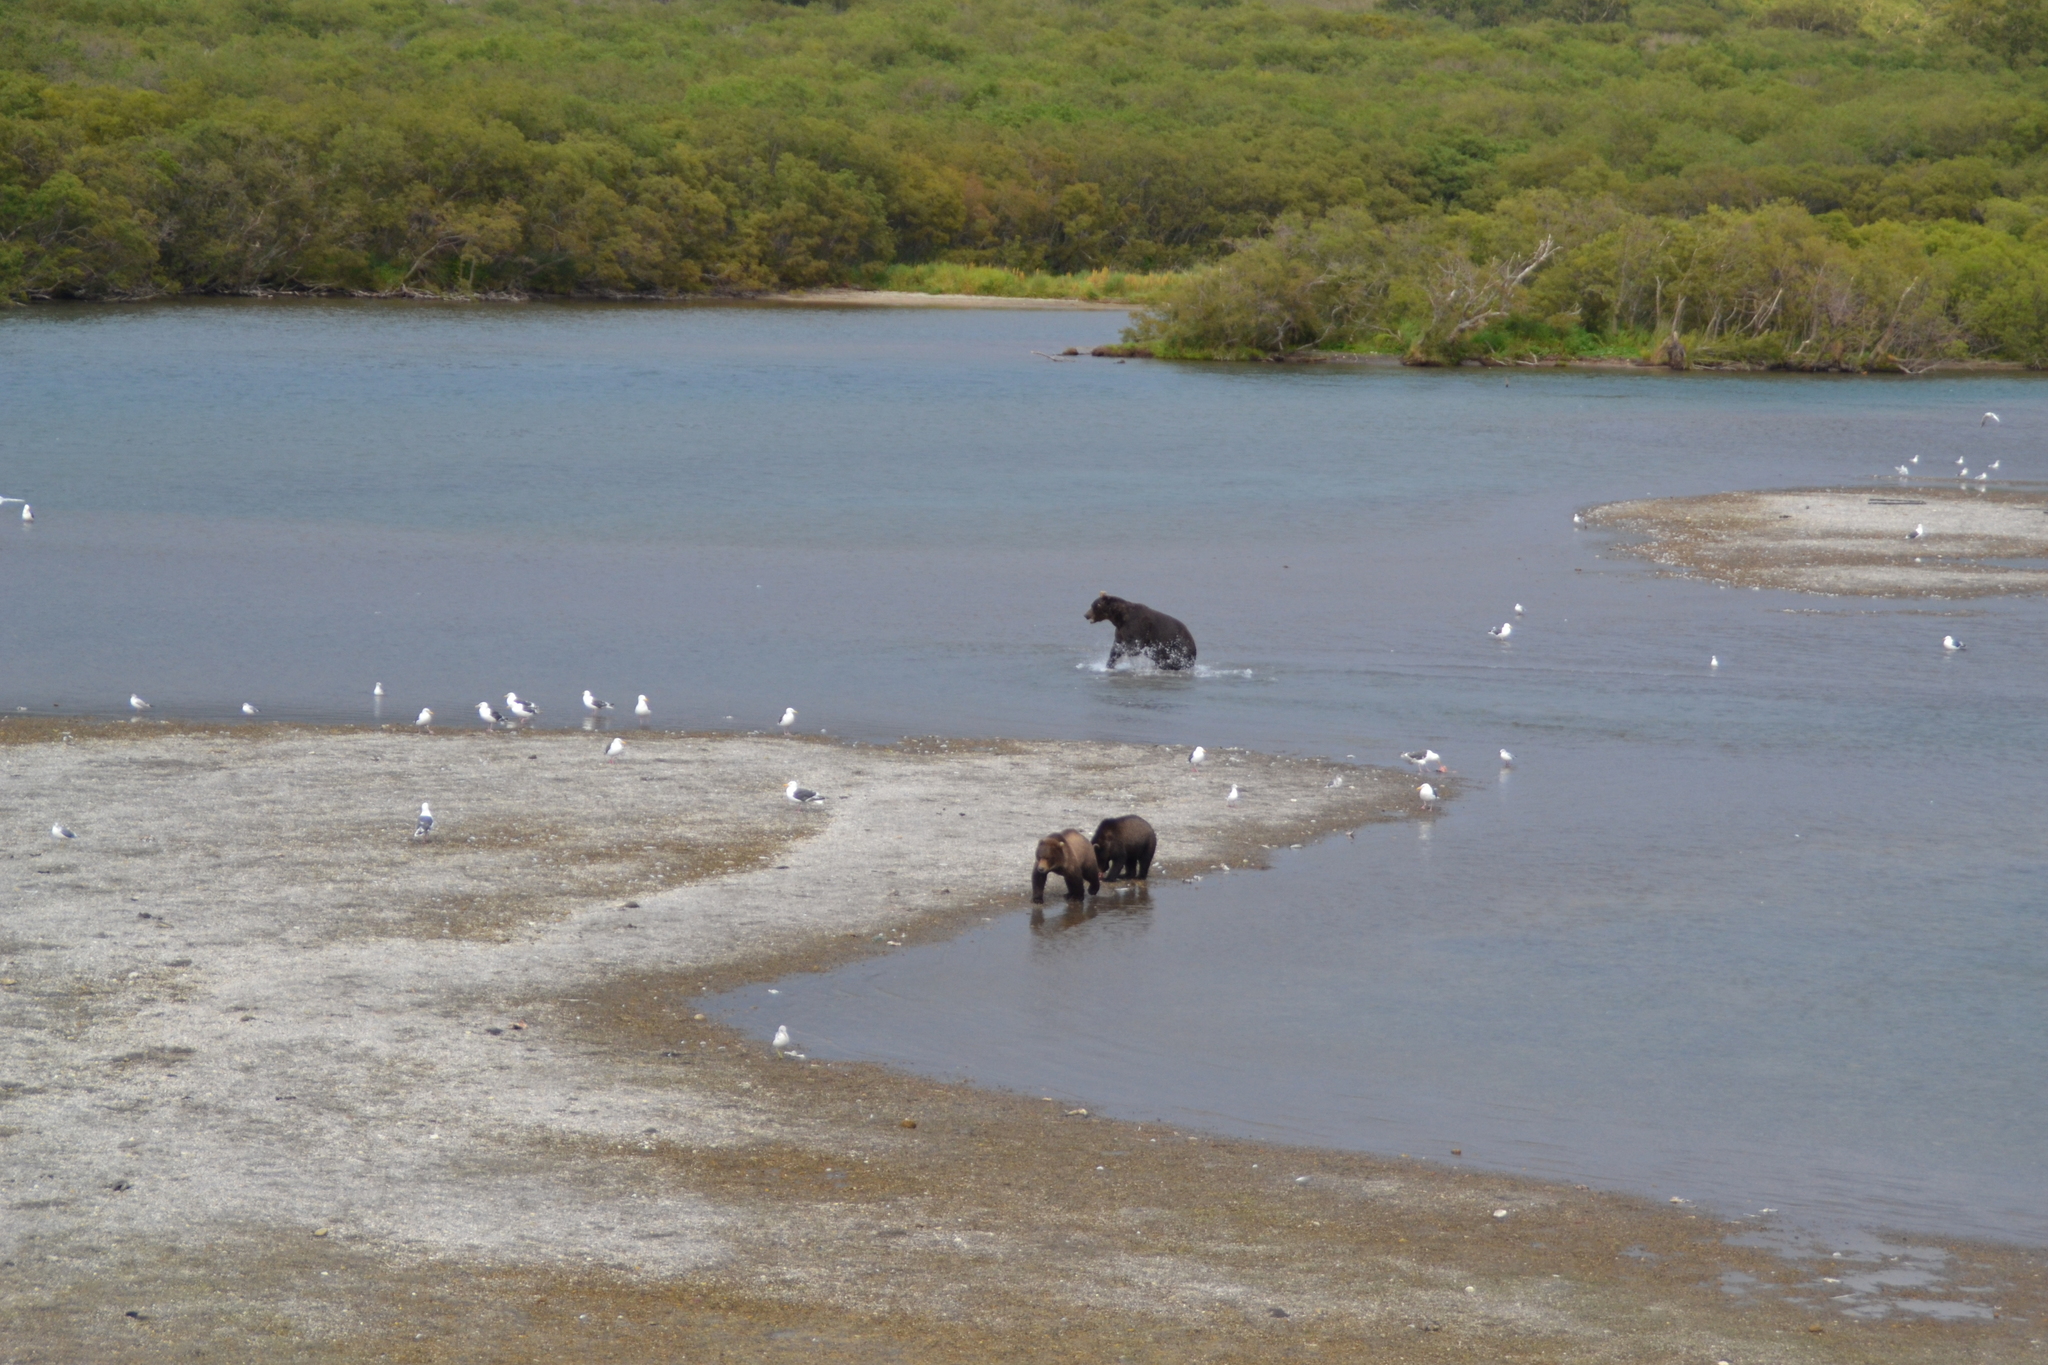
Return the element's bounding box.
[583,690,613,713]
[51,822,75,840]
[413,802,434,840]
[505,692,539,723]
[241,702,259,716]
[476,701,506,726]
[784,780,826,805]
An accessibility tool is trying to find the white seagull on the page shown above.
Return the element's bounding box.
[1910,453,1920,464]
[1943,634,1964,651]
[1957,456,1967,466]
[1982,412,2001,425]
[415,707,434,729]
[635,694,651,721]
[772,1025,792,1056]
[1417,782,1438,810]
[1907,524,1925,541]
[476,701,505,725]
[240,702,259,716]
[1190,746,1206,768]
[51,822,74,840]
[1513,603,1524,615]
[1328,775,1343,788]
[1991,460,2002,470]
[373,682,384,697]
[19,504,30,523]
[413,802,434,840]
[583,690,613,713]
[1400,748,1442,773]
[1895,465,1910,476]
[1488,622,1513,639]
[1226,784,1239,803]
[129,694,151,712]
[605,737,625,760]
[1710,654,1719,668]
[778,707,797,733]
[1572,512,1584,526]
[785,780,825,805]
[505,692,539,722]
[1976,471,1989,481]
[1499,749,1514,766]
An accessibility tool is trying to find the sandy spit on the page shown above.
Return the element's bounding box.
[1,725,2040,1363]
[1585,485,2048,597]
[758,288,1132,310]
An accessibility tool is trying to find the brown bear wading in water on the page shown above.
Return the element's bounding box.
[1091,815,1156,882]
[1031,830,1101,903]
[1086,593,1197,671]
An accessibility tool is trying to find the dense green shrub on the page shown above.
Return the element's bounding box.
[4,0,2048,310]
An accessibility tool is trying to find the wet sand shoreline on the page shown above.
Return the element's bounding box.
[2,723,2041,1362]
[1586,486,2048,597]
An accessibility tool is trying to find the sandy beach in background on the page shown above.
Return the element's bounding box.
[1587,486,2048,597]
[760,288,1131,310]
[2,725,2041,1363]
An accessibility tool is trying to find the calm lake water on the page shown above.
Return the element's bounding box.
[5,299,2046,1248]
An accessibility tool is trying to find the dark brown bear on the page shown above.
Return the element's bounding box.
[1031,829,1101,903]
[1091,815,1156,882]
[1085,593,1197,671]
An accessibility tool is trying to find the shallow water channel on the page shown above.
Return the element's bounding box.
[5,299,2046,1248]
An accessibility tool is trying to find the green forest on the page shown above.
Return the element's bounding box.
[10,0,2048,363]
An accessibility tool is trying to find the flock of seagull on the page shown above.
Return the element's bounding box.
[55,687,823,842]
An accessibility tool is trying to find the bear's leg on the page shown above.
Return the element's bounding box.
[1062,873,1085,899]
[1031,869,1048,904]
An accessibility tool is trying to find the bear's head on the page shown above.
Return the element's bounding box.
[1085,593,1125,624]
[1035,835,1068,873]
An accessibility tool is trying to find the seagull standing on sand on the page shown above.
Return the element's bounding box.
[778,707,797,734]
[785,780,826,805]
[1401,748,1442,773]
[1190,746,1206,769]
[1488,622,1513,640]
[51,822,74,840]
[413,802,434,840]
[772,1025,792,1056]
[505,693,539,722]
[635,695,651,723]
[1944,634,1965,651]
[583,690,613,713]
[1418,783,1438,811]
[129,694,151,712]
[1907,524,1925,541]
[604,737,624,760]
[1227,784,1239,804]
[476,701,505,726]
[241,703,259,716]
[1983,412,2002,426]
[416,707,434,729]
